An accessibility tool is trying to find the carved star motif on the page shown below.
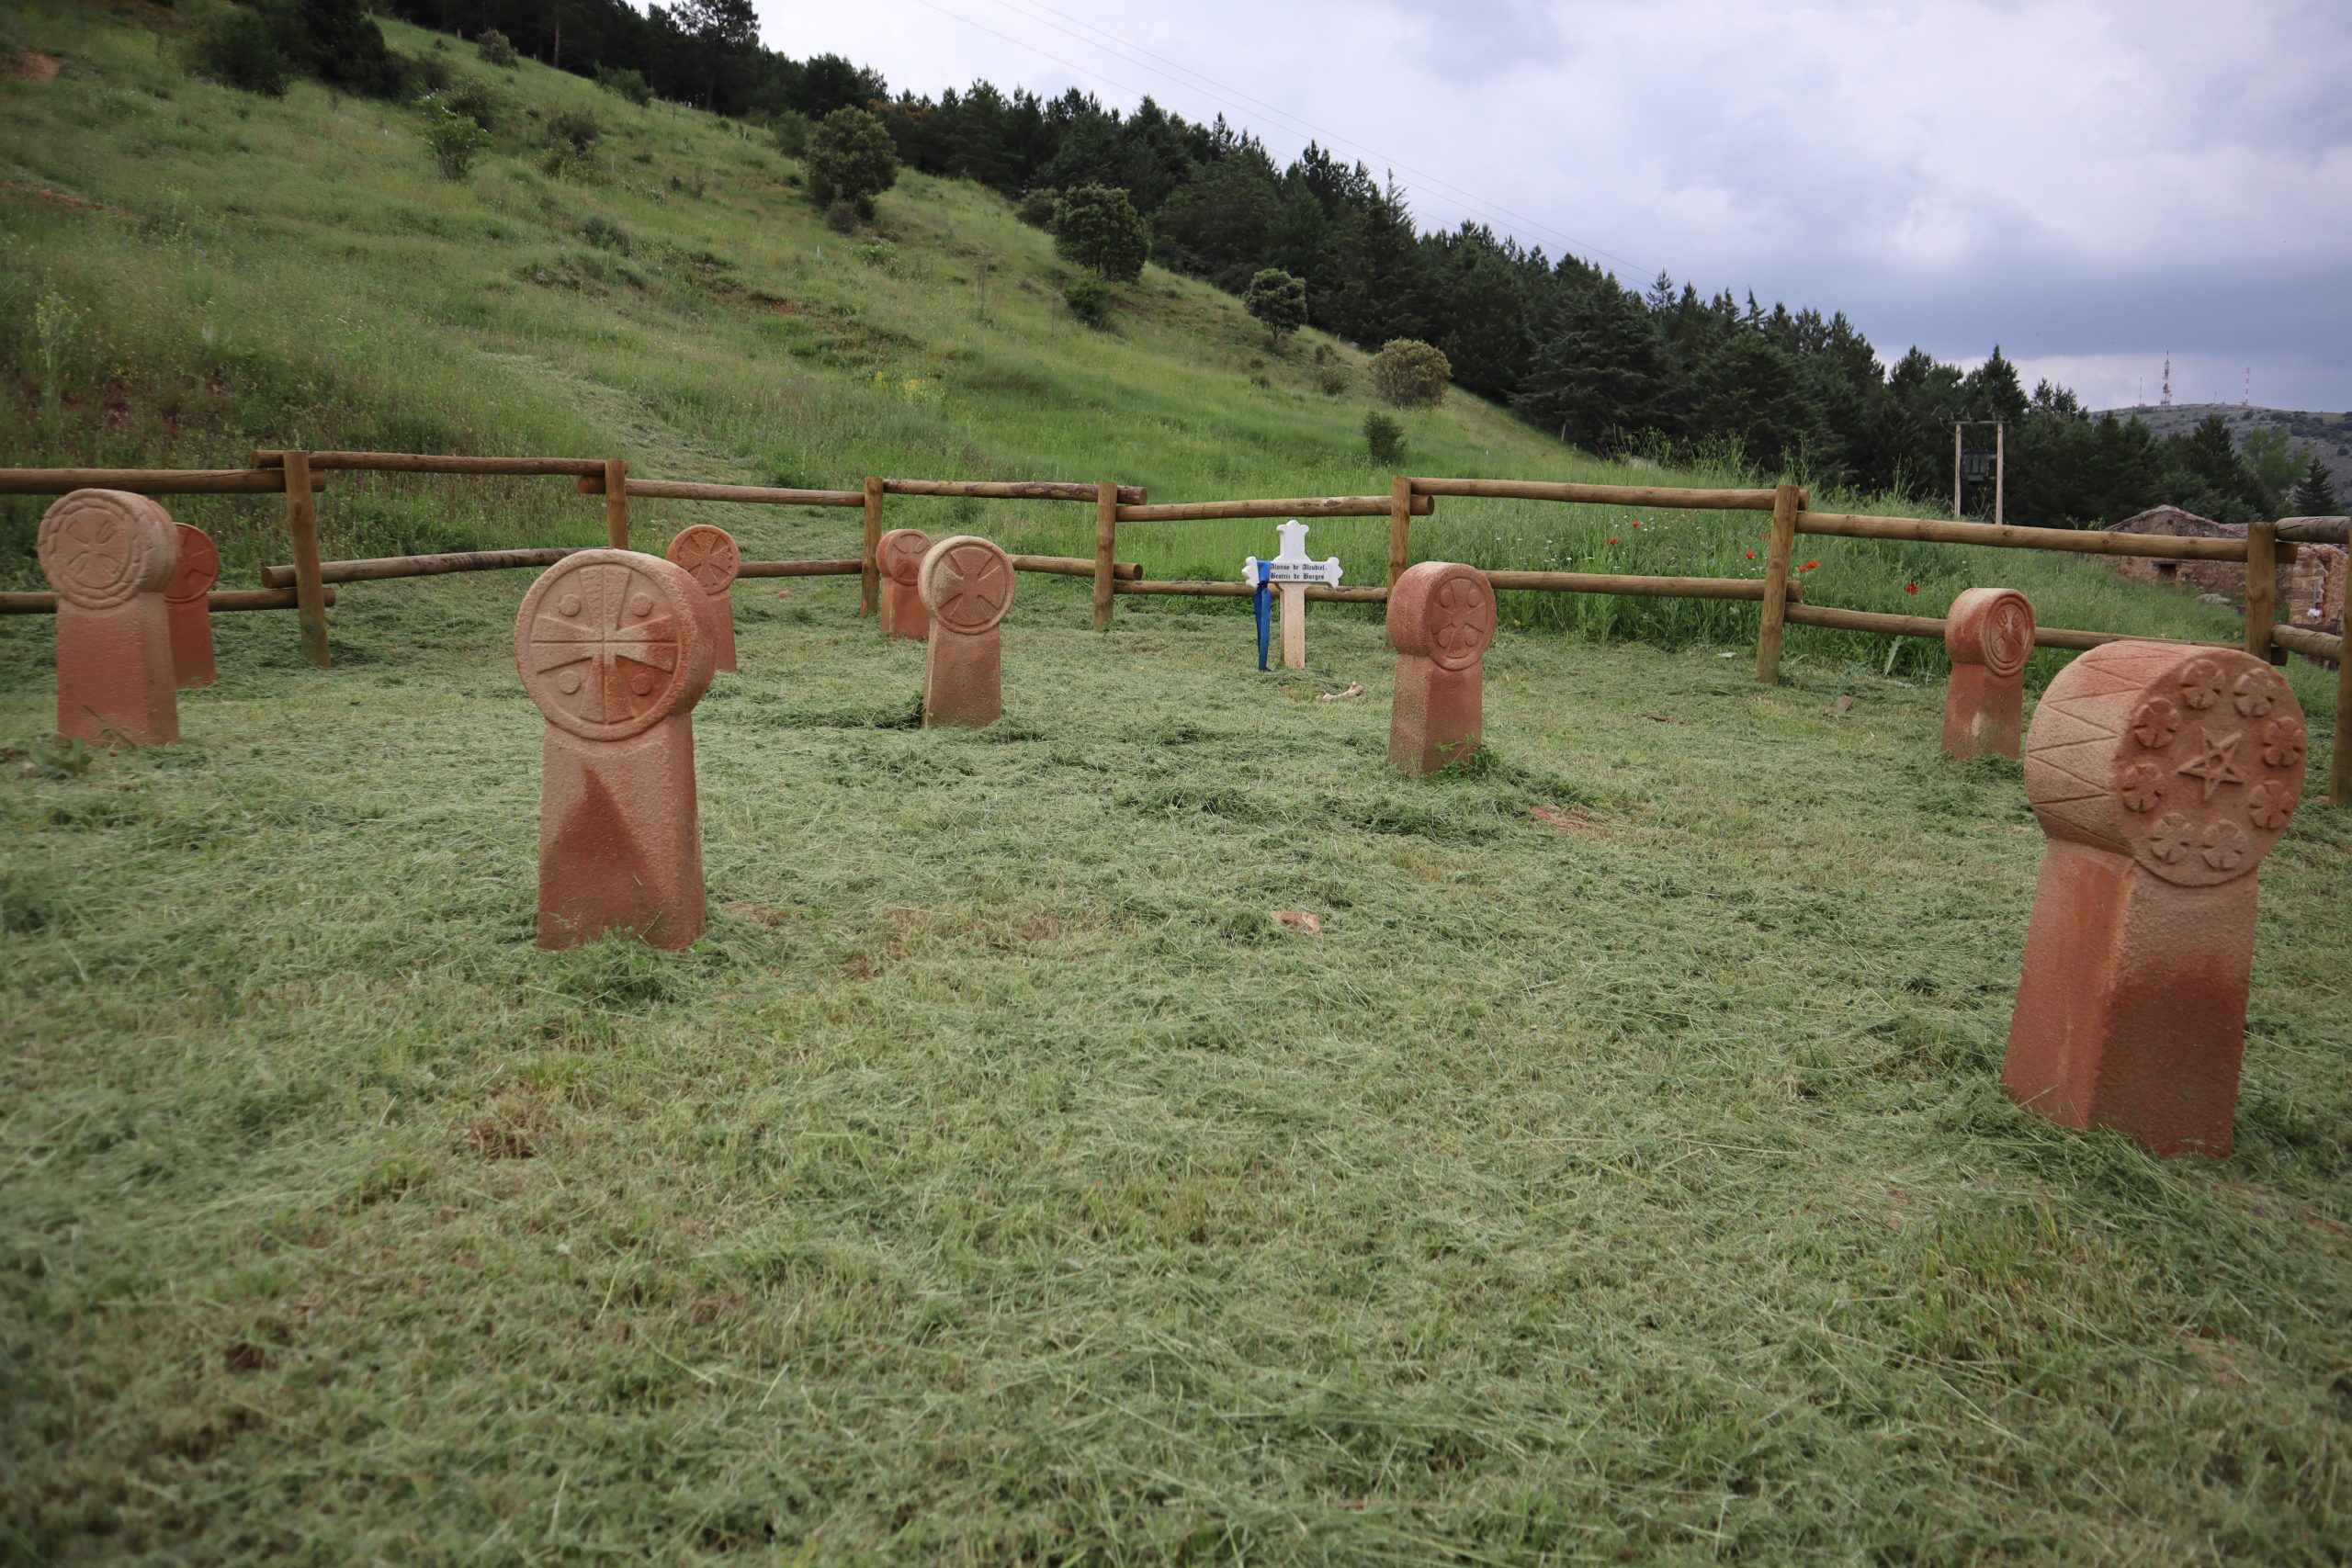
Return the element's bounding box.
[2174,727,2249,802]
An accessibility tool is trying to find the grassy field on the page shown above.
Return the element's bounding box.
[4,567,2351,1562]
[5,4,2352,1561]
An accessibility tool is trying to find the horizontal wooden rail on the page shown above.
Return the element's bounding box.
[1011,555,1141,580]
[883,478,1147,504]
[1782,601,2231,652]
[2270,623,2344,661]
[1114,581,1389,603]
[2276,515,2349,545]
[1,586,336,615]
[1797,510,2282,563]
[576,476,865,507]
[257,450,605,477]
[1485,570,1803,603]
[0,468,321,495]
[261,547,585,589]
[1410,477,1787,511]
[738,558,861,578]
[1117,494,1432,523]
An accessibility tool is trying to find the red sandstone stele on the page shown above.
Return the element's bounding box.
[165,522,220,689]
[38,489,182,747]
[2005,641,2307,1157]
[918,534,1014,728]
[664,524,741,674]
[876,526,933,640]
[1387,560,1497,774]
[1942,587,2033,759]
[514,549,716,951]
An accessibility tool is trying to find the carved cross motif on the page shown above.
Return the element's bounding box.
[930,542,1010,631]
[1430,577,1489,659]
[524,562,684,731]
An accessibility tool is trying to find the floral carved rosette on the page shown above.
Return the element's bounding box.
[1945,587,2034,677]
[2024,641,2305,886]
[1388,561,1497,672]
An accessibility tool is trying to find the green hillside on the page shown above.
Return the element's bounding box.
[0,0,2313,696]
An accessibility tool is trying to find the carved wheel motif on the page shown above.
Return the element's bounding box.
[665,525,739,596]
[166,525,220,604]
[38,491,171,609]
[921,538,1013,634]
[1983,599,2031,677]
[2025,643,2304,887]
[881,529,933,586]
[1424,572,1496,671]
[516,555,701,739]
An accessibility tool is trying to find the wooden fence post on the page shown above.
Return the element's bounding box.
[2333,649,2351,807]
[1093,481,1118,631]
[1388,475,1412,590]
[861,476,883,615]
[280,448,331,667]
[1754,482,1800,683]
[603,457,629,548]
[2243,520,2278,662]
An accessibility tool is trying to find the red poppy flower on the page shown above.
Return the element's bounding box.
[1905,581,1918,594]
[1745,552,1755,559]
[1803,559,1819,571]
[1630,521,1640,529]
[1607,536,1620,545]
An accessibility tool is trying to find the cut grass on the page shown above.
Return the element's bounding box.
[2,569,2349,1562]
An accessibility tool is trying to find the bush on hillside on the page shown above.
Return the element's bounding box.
[437,76,498,130]
[1015,187,1058,229]
[1363,412,1407,468]
[1051,185,1148,282]
[596,64,651,106]
[581,214,631,254]
[418,101,490,179]
[187,9,291,96]
[824,198,860,234]
[402,50,451,94]
[807,107,898,219]
[279,0,402,97]
[768,107,809,157]
[474,28,517,68]
[1063,276,1110,329]
[1369,338,1452,409]
[541,107,600,176]
[1243,267,1306,348]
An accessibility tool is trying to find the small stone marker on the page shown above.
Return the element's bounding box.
[1387,560,1497,774]
[37,489,181,747]
[164,522,220,689]
[1245,520,1342,671]
[918,534,1013,728]
[2005,642,2307,1157]
[514,549,716,950]
[664,524,740,673]
[1942,587,2034,759]
[876,526,933,640]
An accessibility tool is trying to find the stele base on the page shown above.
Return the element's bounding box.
[537,716,706,950]
[1390,660,1482,775]
[881,578,928,640]
[923,631,1001,728]
[1941,664,2022,759]
[700,598,738,674]
[2005,841,2255,1157]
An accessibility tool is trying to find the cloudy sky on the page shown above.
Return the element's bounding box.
[759,0,2352,412]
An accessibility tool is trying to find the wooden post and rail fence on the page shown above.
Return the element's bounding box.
[2,454,2345,803]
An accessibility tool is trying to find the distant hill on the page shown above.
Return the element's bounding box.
[2094,403,2352,506]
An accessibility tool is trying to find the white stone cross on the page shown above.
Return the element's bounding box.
[1244,520,1342,670]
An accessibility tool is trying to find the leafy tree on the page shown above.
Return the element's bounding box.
[418,101,491,177]
[806,107,899,219]
[187,8,292,96]
[1363,412,1407,468]
[2289,454,2338,514]
[475,28,518,67]
[2242,426,2300,513]
[1242,268,1306,348]
[596,63,650,105]
[280,0,403,96]
[1368,339,1452,409]
[1052,185,1148,282]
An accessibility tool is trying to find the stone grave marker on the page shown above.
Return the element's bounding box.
[165,522,220,689]
[877,526,933,640]
[1387,560,1497,774]
[2005,642,2307,1156]
[1942,587,2033,759]
[918,534,1013,728]
[665,524,740,673]
[37,489,180,747]
[514,549,716,950]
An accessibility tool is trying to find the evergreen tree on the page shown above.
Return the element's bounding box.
[2290,454,2339,514]
[1052,186,1149,282]
[1241,269,1306,348]
[806,107,899,219]
[1512,276,1667,453]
